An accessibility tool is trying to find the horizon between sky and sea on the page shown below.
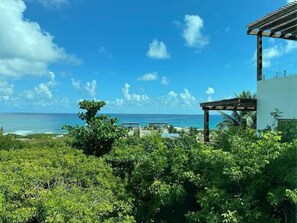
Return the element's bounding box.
[0,113,222,136]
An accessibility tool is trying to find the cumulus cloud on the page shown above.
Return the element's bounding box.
[161,76,169,85]
[84,80,96,97]
[0,81,14,101]
[285,41,297,53]
[122,83,149,102]
[253,41,297,68]
[182,15,209,48]
[71,78,81,90]
[0,0,79,77]
[206,87,215,95]
[206,87,215,101]
[25,0,68,8]
[138,72,158,81]
[23,71,57,100]
[160,90,179,106]
[24,83,52,99]
[146,39,170,59]
[180,89,196,105]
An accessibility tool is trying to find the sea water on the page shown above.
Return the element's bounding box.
[0,113,222,135]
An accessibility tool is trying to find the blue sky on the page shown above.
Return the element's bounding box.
[0,0,296,114]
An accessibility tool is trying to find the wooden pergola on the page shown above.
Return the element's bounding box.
[200,1,297,142]
[200,2,297,142]
[200,98,257,142]
[247,2,297,81]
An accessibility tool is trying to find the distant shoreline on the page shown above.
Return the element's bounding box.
[0,113,222,136]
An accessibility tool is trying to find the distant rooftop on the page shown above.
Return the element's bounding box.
[247,2,297,41]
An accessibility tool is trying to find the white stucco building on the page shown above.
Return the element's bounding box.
[247,2,297,130]
[257,75,297,129]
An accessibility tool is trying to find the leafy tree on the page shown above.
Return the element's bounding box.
[108,129,296,223]
[186,130,297,223]
[217,91,256,129]
[270,108,297,143]
[0,145,135,222]
[64,100,127,156]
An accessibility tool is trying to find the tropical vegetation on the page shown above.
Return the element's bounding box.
[217,91,257,129]
[0,100,296,222]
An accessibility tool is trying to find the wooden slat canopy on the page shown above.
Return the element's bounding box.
[200,98,257,111]
[247,2,297,41]
[247,2,297,81]
[200,98,257,143]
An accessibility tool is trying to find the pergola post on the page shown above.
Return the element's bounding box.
[257,34,263,81]
[203,108,210,143]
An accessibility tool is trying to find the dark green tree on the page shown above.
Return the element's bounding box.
[217,91,256,129]
[64,100,127,157]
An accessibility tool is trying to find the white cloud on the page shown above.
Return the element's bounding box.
[71,78,81,90]
[287,0,296,3]
[25,83,52,99]
[206,87,215,95]
[26,0,68,8]
[84,80,96,97]
[0,81,14,101]
[146,39,170,59]
[138,72,158,81]
[23,71,57,100]
[206,87,215,101]
[122,83,149,102]
[168,91,178,98]
[161,76,169,85]
[180,89,196,105]
[252,41,297,68]
[285,41,297,53]
[182,15,209,48]
[107,86,200,113]
[263,47,281,68]
[0,0,78,77]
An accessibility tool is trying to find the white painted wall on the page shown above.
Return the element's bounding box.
[257,75,297,130]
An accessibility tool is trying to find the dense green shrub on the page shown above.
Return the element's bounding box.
[64,100,127,157]
[108,130,297,223]
[0,146,134,222]
[0,134,24,151]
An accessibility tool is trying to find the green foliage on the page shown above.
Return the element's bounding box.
[269,108,297,142]
[108,128,296,223]
[0,134,24,151]
[277,120,297,143]
[64,100,127,156]
[217,91,256,129]
[186,130,296,223]
[0,145,134,222]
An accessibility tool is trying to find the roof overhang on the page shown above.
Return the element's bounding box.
[247,2,297,41]
[200,98,257,111]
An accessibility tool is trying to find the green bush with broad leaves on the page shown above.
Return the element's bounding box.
[64,100,127,157]
[107,129,297,223]
[0,145,135,223]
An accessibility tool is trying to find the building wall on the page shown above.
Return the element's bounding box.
[257,75,297,130]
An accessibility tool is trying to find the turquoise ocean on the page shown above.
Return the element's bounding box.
[0,113,222,136]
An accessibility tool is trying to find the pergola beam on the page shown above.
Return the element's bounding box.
[247,30,297,40]
[247,2,297,41]
[200,98,257,143]
[247,3,297,30]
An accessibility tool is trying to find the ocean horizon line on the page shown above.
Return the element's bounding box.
[0,113,222,136]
